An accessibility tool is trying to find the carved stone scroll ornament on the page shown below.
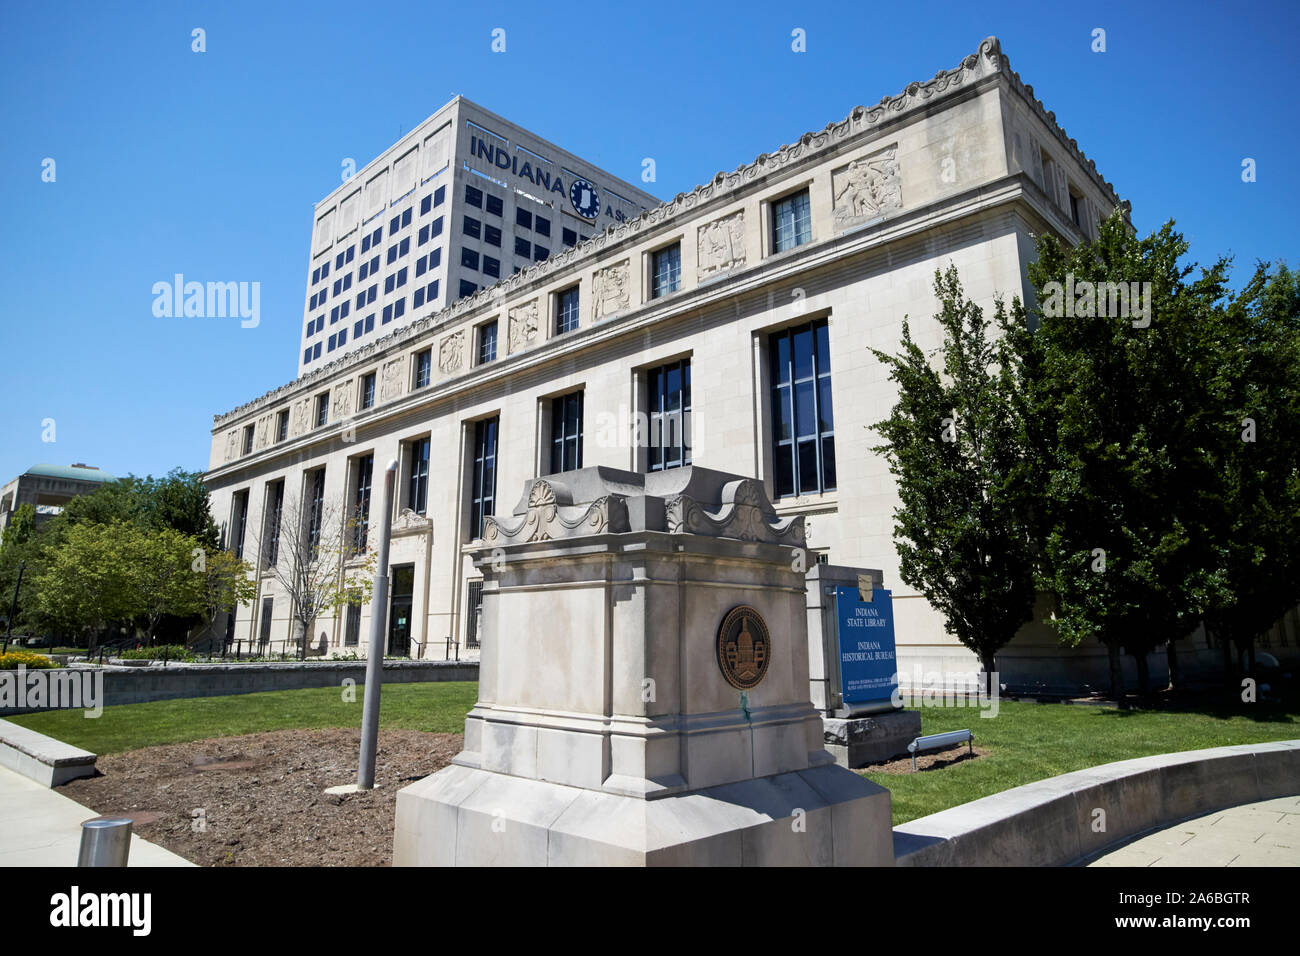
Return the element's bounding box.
[481,479,630,544]
[665,479,805,546]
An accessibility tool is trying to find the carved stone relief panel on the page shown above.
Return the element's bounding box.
[592,259,630,322]
[832,144,902,229]
[379,358,405,403]
[290,397,313,437]
[439,330,465,374]
[332,378,354,421]
[508,299,539,354]
[697,211,746,278]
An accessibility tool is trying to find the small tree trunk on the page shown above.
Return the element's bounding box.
[1107,641,1126,708]
[1220,627,1235,689]
[1166,639,1180,692]
[1135,651,1151,697]
[979,651,997,697]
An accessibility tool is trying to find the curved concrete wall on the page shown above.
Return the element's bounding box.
[893,740,1300,866]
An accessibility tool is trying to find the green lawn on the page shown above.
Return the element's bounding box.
[7,682,478,754]
[866,696,1300,825]
[10,682,1298,828]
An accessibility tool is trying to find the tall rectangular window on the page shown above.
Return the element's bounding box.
[276,410,288,443]
[360,372,376,410]
[231,489,249,560]
[352,454,374,553]
[769,319,836,498]
[647,360,691,471]
[556,286,579,334]
[478,320,497,365]
[306,469,326,558]
[771,189,812,253]
[651,244,682,298]
[242,425,254,456]
[315,392,330,428]
[408,437,430,515]
[344,600,362,647]
[470,417,498,539]
[550,392,583,474]
[259,596,274,648]
[414,349,431,389]
[263,480,284,567]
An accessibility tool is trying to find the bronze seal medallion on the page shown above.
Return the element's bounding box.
[716,605,771,690]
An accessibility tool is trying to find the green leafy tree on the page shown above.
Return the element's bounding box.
[194,546,257,644]
[34,521,140,643]
[871,267,1037,692]
[1196,262,1300,681]
[1016,213,1231,701]
[127,525,207,644]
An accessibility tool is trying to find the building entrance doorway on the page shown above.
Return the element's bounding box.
[388,564,415,656]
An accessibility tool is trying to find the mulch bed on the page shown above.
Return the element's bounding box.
[58,728,460,867]
[857,744,990,774]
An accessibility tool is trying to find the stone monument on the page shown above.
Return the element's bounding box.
[393,466,894,865]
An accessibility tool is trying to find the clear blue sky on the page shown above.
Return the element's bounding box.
[1,0,1295,485]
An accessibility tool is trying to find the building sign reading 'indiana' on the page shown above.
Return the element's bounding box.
[469,135,622,221]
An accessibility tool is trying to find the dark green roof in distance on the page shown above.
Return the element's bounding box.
[25,464,117,483]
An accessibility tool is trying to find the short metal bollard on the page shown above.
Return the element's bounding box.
[78,818,133,867]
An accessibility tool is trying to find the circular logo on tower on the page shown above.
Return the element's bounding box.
[569,178,600,219]
[716,605,771,690]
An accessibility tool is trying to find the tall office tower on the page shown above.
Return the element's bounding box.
[298,97,661,375]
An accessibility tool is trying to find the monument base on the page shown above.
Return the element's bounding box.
[394,762,894,866]
[823,710,922,768]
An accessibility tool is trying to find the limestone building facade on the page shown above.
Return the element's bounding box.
[206,37,1147,688]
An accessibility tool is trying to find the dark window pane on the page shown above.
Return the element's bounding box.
[795,380,816,437]
[821,436,837,490]
[774,446,794,498]
[818,378,834,432]
[798,441,819,494]
[793,326,814,380]
[773,386,792,442]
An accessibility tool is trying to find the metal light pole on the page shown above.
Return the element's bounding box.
[2,560,24,654]
[357,459,398,790]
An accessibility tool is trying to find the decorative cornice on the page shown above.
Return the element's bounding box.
[213,36,1118,429]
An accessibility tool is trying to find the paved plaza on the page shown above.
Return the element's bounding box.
[0,765,192,867]
[1089,796,1300,867]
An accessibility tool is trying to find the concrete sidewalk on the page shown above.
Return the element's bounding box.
[0,765,193,867]
[1089,795,1300,867]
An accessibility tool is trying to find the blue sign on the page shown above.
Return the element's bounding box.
[835,586,898,706]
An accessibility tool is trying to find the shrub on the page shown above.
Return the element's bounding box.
[0,650,55,670]
[116,645,195,661]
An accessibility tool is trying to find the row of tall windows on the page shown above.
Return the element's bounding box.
[238,317,837,590]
